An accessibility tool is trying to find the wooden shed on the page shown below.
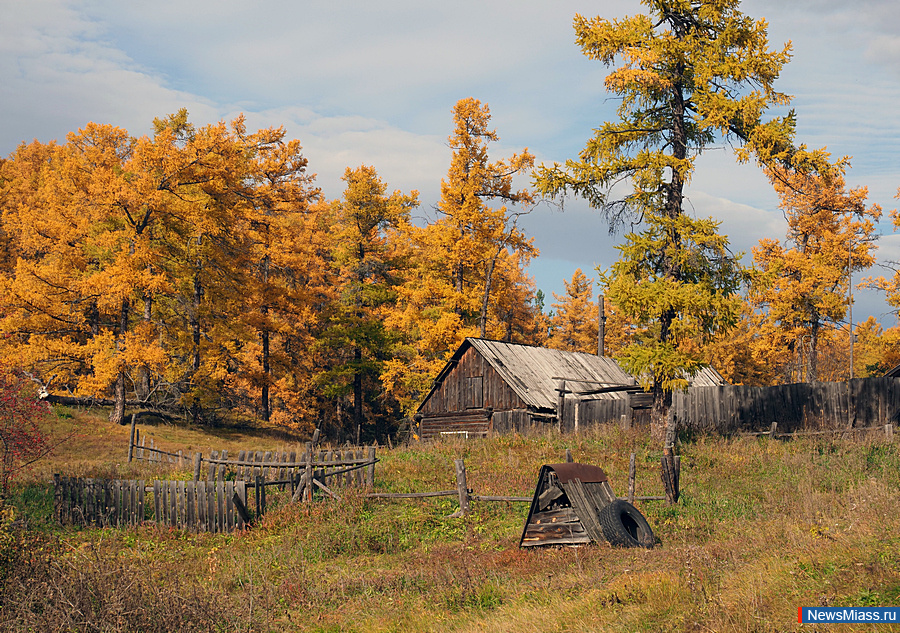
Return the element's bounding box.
[519,462,617,547]
[415,338,637,439]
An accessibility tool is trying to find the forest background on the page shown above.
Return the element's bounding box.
[1,0,900,444]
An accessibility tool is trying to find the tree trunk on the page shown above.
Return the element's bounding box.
[648,69,688,447]
[260,254,270,422]
[479,250,501,338]
[808,321,820,382]
[136,293,152,400]
[190,267,202,425]
[649,380,674,446]
[354,347,363,445]
[261,328,270,422]
[109,297,130,425]
[455,263,465,318]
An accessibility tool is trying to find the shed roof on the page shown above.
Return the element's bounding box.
[688,366,727,387]
[423,338,637,412]
[419,338,727,414]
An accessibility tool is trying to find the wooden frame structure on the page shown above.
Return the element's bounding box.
[519,463,618,547]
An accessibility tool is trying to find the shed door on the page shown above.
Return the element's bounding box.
[467,376,483,409]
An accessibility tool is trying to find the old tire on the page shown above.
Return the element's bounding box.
[599,499,655,548]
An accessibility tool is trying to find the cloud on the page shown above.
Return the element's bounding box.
[0,0,216,149]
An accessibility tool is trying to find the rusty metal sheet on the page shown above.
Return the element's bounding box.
[546,463,607,484]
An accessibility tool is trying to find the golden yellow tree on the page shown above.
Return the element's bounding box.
[547,269,599,354]
[228,122,321,426]
[0,112,324,427]
[384,98,539,413]
[698,301,776,386]
[0,125,175,424]
[750,159,881,383]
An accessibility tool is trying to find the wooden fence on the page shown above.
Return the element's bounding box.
[54,475,249,533]
[569,377,900,435]
[126,426,376,487]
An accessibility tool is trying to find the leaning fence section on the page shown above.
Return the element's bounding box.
[200,447,376,488]
[126,425,376,488]
[54,475,248,533]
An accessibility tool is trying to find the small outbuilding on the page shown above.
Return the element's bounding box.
[414,337,726,439]
[519,462,656,548]
[414,338,637,439]
[519,462,616,547]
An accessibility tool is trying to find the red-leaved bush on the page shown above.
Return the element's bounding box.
[0,370,50,495]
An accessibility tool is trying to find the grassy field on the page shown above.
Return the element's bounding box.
[2,409,899,632]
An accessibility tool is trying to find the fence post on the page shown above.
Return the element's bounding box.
[628,453,636,504]
[366,446,376,487]
[886,424,894,441]
[255,475,266,518]
[128,414,137,462]
[556,380,566,432]
[233,482,250,527]
[769,422,778,439]
[565,448,573,463]
[674,456,681,499]
[661,454,679,505]
[304,442,313,503]
[193,453,203,482]
[454,459,469,517]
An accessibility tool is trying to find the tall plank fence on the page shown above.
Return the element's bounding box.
[54,475,249,533]
[571,377,900,435]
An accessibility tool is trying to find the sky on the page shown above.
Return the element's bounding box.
[2,0,899,328]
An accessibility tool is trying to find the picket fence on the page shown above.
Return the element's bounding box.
[54,475,249,533]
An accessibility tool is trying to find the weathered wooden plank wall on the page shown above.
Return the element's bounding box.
[576,398,632,429]
[571,377,900,434]
[491,409,538,434]
[418,345,527,415]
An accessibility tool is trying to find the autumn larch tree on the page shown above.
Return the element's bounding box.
[0,124,172,425]
[535,0,819,446]
[232,122,320,424]
[436,97,536,338]
[0,112,323,428]
[384,98,539,414]
[750,159,880,383]
[547,269,599,354]
[318,166,417,443]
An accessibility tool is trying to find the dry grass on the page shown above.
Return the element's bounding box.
[3,412,900,632]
